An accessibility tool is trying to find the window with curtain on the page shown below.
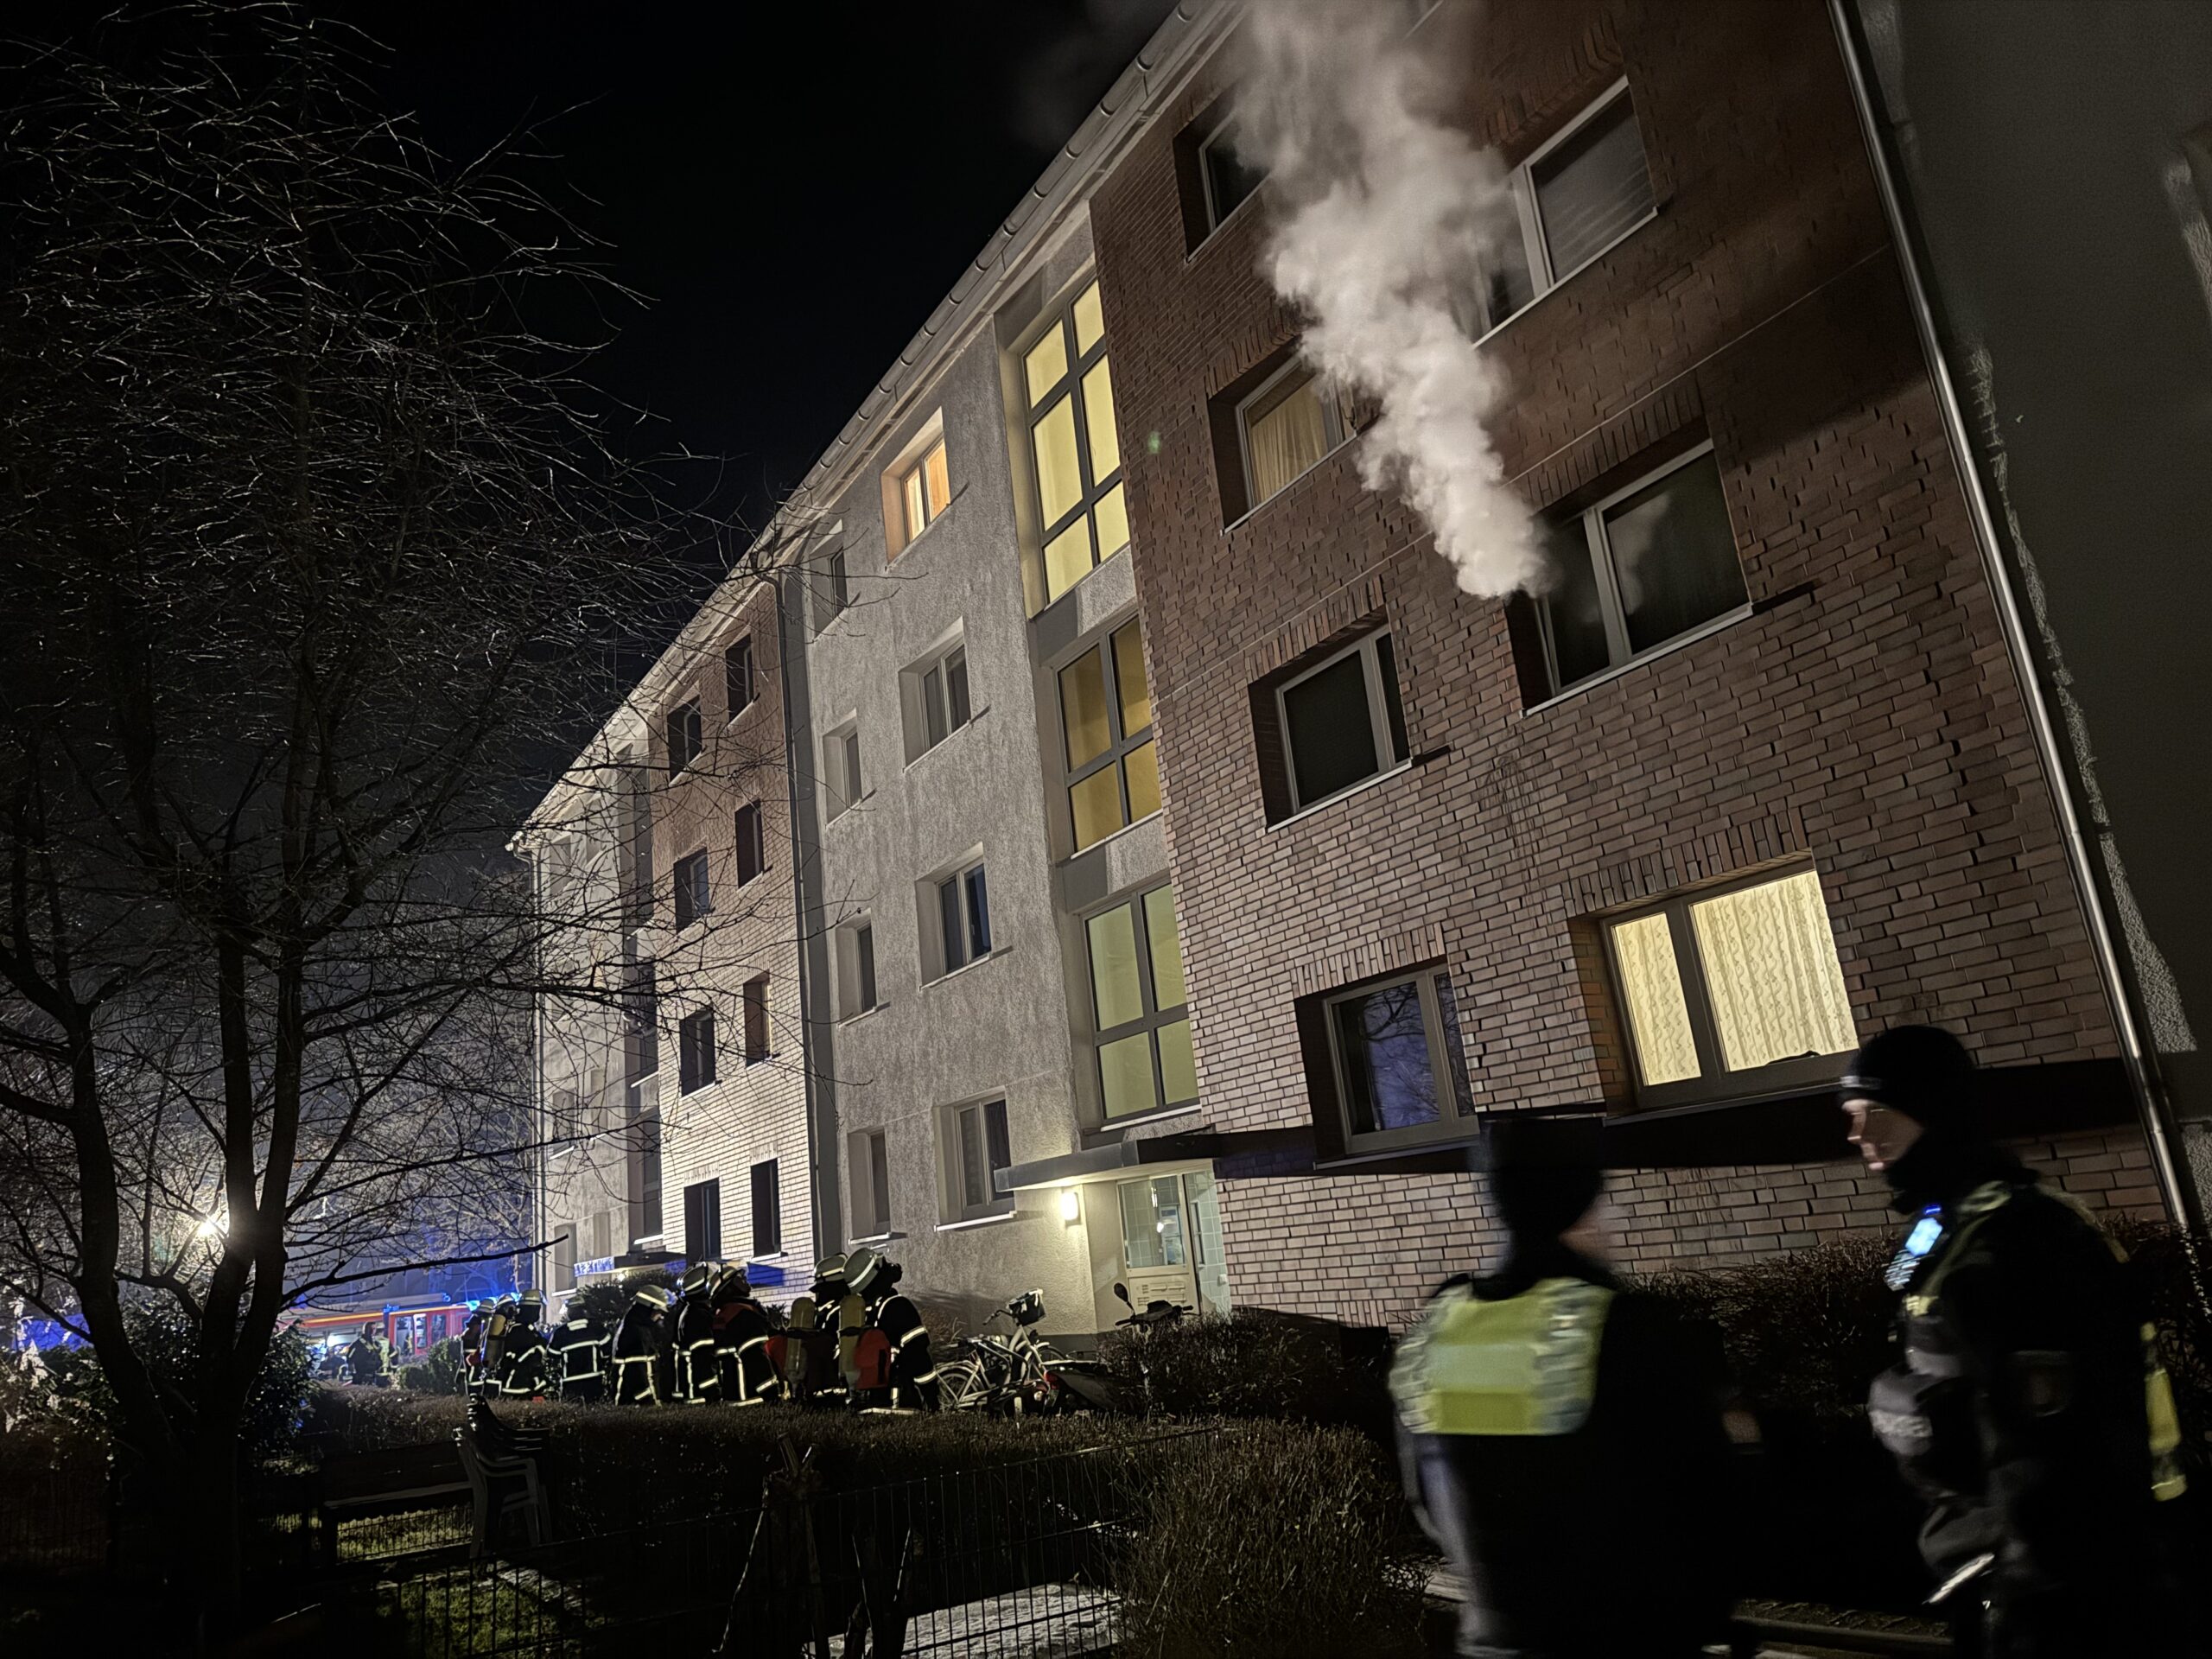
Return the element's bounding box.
[1088,884,1198,1120]
[1605,867,1857,1105]
[1022,279,1128,606]
[1238,363,1345,509]
[899,436,950,546]
[1059,618,1159,853]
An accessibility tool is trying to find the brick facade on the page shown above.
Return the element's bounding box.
[1086,0,2156,1324]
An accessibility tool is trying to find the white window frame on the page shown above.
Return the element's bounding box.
[881,412,950,560]
[817,544,851,631]
[1322,968,1467,1154]
[941,1096,1014,1224]
[923,855,993,982]
[1236,359,1351,512]
[1603,865,1857,1110]
[677,1006,716,1095]
[835,915,879,1021]
[849,1128,892,1241]
[666,697,703,777]
[741,972,772,1066]
[1197,111,1265,234]
[725,635,754,721]
[1468,79,1657,341]
[734,801,766,887]
[671,847,711,931]
[1535,441,1747,696]
[822,721,862,823]
[901,628,974,763]
[1273,627,1409,813]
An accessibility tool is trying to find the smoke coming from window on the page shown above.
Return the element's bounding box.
[1233,0,1543,597]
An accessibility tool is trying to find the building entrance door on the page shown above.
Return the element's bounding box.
[1115,1168,1228,1316]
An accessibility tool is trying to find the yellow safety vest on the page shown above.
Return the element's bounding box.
[1391,1277,1612,1437]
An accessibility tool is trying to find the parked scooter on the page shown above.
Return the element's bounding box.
[1049,1282,1190,1417]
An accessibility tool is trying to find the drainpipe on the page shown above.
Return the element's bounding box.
[772,567,836,1262]
[1827,0,2208,1248]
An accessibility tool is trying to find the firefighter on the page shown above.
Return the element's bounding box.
[551,1304,607,1403]
[847,1249,939,1411]
[497,1291,551,1399]
[1846,1026,2195,1657]
[482,1297,518,1394]
[611,1282,674,1406]
[711,1264,785,1407]
[809,1255,855,1408]
[674,1264,721,1403]
[461,1302,489,1395]
[1389,1116,1737,1657]
[347,1319,392,1389]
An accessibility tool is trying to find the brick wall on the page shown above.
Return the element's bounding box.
[1087,0,2157,1319]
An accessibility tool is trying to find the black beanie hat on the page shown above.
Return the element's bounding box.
[1840,1024,1975,1126]
[1481,1114,1605,1242]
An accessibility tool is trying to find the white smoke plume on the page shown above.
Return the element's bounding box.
[1234,0,1543,597]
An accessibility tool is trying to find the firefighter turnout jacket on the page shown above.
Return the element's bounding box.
[497,1320,550,1399]
[1389,1249,1736,1656]
[868,1291,940,1411]
[674,1290,721,1404]
[552,1315,607,1401]
[714,1292,785,1406]
[611,1295,672,1405]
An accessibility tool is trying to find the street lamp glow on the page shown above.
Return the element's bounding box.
[195,1210,227,1240]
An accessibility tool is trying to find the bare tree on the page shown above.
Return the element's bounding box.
[0,5,788,1623]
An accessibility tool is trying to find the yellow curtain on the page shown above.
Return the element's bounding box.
[1247,378,1330,503]
[1691,872,1856,1071]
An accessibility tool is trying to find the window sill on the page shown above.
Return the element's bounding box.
[1098,1101,1204,1135]
[1471,207,1662,353]
[926,945,1010,990]
[1185,184,1267,265]
[1220,431,1360,537]
[836,1002,887,1028]
[903,707,988,775]
[1036,542,1130,617]
[1311,1128,1480,1172]
[936,1210,1018,1234]
[725,699,763,730]
[887,507,951,566]
[823,791,874,828]
[1064,806,1163,865]
[1522,602,1754,714]
[1265,759,1414,834]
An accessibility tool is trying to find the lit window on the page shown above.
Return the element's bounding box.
[672,849,710,931]
[734,803,765,887]
[1605,868,1857,1105]
[930,858,992,979]
[1463,79,1655,338]
[1022,279,1128,605]
[666,698,702,776]
[1198,114,1268,232]
[945,1098,1013,1221]
[1270,627,1409,815]
[1059,619,1159,853]
[1237,362,1349,510]
[1536,444,1745,695]
[1087,885,1198,1120]
[677,1007,716,1094]
[897,435,951,549]
[1322,969,1472,1151]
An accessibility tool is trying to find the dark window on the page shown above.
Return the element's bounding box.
[725,637,754,718]
[683,1179,721,1262]
[735,804,764,887]
[750,1160,782,1256]
[840,920,878,1018]
[678,1007,716,1094]
[1304,968,1476,1154]
[952,1098,1013,1216]
[1267,628,1410,816]
[637,1110,663,1236]
[673,849,710,930]
[851,1130,891,1237]
[667,699,702,776]
[920,645,971,751]
[822,547,850,626]
[626,959,658,1083]
[1199,116,1267,231]
[743,975,770,1064]
[937,861,991,975]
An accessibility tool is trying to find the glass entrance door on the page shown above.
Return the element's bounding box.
[1116,1169,1229,1316]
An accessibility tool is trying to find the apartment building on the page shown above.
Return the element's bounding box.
[1080,0,2167,1325]
[523,576,810,1307]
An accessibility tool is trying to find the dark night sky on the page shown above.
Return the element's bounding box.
[338,2,1178,530]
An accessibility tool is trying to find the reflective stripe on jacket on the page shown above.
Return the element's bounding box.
[1390,1276,1612,1437]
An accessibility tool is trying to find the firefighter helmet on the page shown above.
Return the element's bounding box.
[680,1262,711,1298]
[632,1282,673,1311]
[845,1247,886,1297]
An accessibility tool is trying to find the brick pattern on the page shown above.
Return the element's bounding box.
[1087,0,2152,1317]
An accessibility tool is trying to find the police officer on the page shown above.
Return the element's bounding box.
[711,1265,785,1407]
[497,1291,551,1399]
[848,1249,939,1411]
[1846,1026,2192,1656]
[611,1282,674,1406]
[551,1304,608,1403]
[348,1319,392,1389]
[1389,1116,1736,1657]
[672,1264,721,1404]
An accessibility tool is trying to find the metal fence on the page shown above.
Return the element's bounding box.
[372,1429,1204,1658]
[0,1461,110,1574]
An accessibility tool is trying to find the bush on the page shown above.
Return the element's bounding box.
[1097,1309,1393,1434]
[396,1336,465,1395]
[564,1268,678,1334]
[36,1300,312,1465]
[1116,1419,1424,1659]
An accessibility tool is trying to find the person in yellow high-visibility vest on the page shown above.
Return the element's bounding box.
[1389,1116,1738,1658]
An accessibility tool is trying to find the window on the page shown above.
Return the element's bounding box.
[625,960,659,1083]
[1119,1175,1188,1270]
[946,1098,1013,1221]
[1237,361,1349,510]
[678,1006,716,1094]
[1464,79,1656,339]
[552,1224,576,1289]
[672,849,711,930]
[903,635,973,761]
[734,803,765,887]
[1319,969,1474,1152]
[1022,279,1129,605]
[1536,444,1745,695]
[1198,113,1267,232]
[836,918,879,1020]
[1605,867,1856,1107]
[849,1129,892,1238]
[725,637,754,720]
[750,1160,781,1256]
[898,435,951,548]
[588,1209,612,1262]
[823,724,862,821]
[743,974,770,1065]
[683,1179,721,1262]
[1060,619,1160,853]
[1088,885,1198,1120]
[666,698,703,776]
[931,859,992,978]
[1271,628,1410,815]
[818,546,850,629]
